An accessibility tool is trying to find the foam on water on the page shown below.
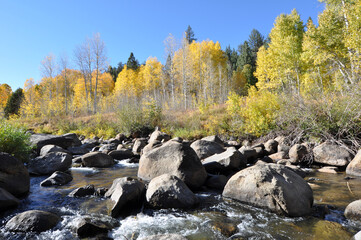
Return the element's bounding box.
[115,159,139,168]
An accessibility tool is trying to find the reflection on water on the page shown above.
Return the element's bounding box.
[0,162,360,239]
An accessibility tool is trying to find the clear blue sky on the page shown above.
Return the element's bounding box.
[0,0,324,91]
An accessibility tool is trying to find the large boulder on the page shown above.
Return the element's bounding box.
[28,152,72,175]
[201,135,224,147]
[190,140,224,160]
[132,138,147,154]
[40,144,70,156]
[313,142,353,167]
[106,177,145,217]
[81,152,114,168]
[205,174,228,190]
[344,199,361,221]
[76,217,115,238]
[138,141,207,189]
[108,149,134,160]
[40,171,73,187]
[30,133,74,153]
[264,139,278,155]
[222,163,313,217]
[149,128,171,143]
[0,152,30,196]
[146,174,198,209]
[239,146,258,163]
[346,150,361,177]
[0,187,20,211]
[5,210,60,233]
[99,143,118,154]
[63,133,82,147]
[289,144,308,164]
[266,151,288,163]
[202,147,246,174]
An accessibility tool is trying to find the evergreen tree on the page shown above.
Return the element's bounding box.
[225,46,238,72]
[127,52,140,70]
[237,41,252,70]
[107,62,124,82]
[185,25,197,44]
[4,88,24,119]
[248,29,265,65]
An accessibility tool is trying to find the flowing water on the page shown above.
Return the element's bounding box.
[1,161,360,240]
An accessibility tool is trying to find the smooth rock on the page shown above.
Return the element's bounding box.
[67,146,89,155]
[146,174,198,209]
[264,139,278,155]
[238,146,258,163]
[99,143,118,154]
[0,152,30,196]
[132,138,147,154]
[268,151,288,162]
[40,144,70,156]
[108,149,134,160]
[28,152,72,175]
[0,187,20,211]
[202,147,246,174]
[69,184,95,197]
[190,139,224,160]
[63,133,82,147]
[345,199,361,221]
[205,174,228,190]
[76,217,113,238]
[40,171,73,186]
[138,141,207,189]
[289,144,308,164]
[201,135,224,147]
[5,210,60,233]
[346,149,361,177]
[318,166,339,174]
[82,152,114,168]
[30,133,74,153]
[149,129,170,143]
[313,142,353,167]
[223,163,313,217]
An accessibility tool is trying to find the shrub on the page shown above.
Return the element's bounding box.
[0,120,32,162]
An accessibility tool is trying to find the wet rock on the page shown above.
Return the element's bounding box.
[99,143,118,154]
[138,234,188,240]
[346,149,361,177]
[28,152,72,175]
[0,187,20,211]
[289,144,308,164]
[72,156,82,164]
[223,163,313,217]
[5,210,60,233]
[40,144,70,156]
[138,141,207,189]
[30,133,74,153]
[106,177,145,218]
[313,142,353,167]
[0,152,30,196]
[212,221,238,238]
[190,139,224,160]
[95,187,108,197]
[149,128,171,143]
[132,138,147,154]
[202,135,224,147]
[267,151,288,162]
[264,139,278,155]
[318,166,339,174]
[312,220,352,240]
[205,174,228,190]
[40,171,73,187]
[76,217,113,238]
[146,174,198,209]
[202,147,246,174]
[69,184,96,197]
[82,152,114,168]
[352,231,361,240]
[344,199,361,221]
[108,149,134,160]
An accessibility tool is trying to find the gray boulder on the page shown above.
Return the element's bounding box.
[146,174,198,209]
[264,139,278,155]
[40,171,73,187]
[76,217,115,238]
[108,149,134,160]
[69,184,95,197]
[289,144,308,164]
[313,142,353,167]
[81,152,114,168]
[67,146,89,155]
[30,133,74,153]
[0,187,20,211]
[40,144,70,156]
[0,152,30,196]
[202,147,246,174]
[106,177,145,217]
[201,135,224,147]
[239,146,258,163]
[345,199,361,221]
[138,141,207,189]
[99,143,118,154]
[267,151,288,162]
[205,174,228,190]
[133,138,147,154]
[5,210,60,233]
[149,129,171,143]
[142,140,162,155]
[190,140,224,160]
[346,150,361,177]
[223,163,313,217]
[63,133,82,147]
[28,152,72,175]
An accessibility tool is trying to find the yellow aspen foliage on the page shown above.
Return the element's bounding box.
[0,84,12,109]
[143,57,163,98]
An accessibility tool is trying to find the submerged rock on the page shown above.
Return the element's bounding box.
[190,140,224,160]
[5,210,60,233]
[40,171,73,187]
[0,152,30,196]
[313,142,353,167]
[76,217,114,238]
[69,184,96,197]
[345,199,361,221]
[138,141,207,189]
[28,152,72,175]
[146,174,198,209]
[223,163,313,217]
[312,220,352,240]
[212,221,238,238]
[81,152,114,168]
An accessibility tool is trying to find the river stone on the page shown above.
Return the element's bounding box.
[40,171,73,187]
[0,152,30,196]
[138,141,207,189]
[99,143,118,154]
[202,147,246,174]
[264,139,278,155]
[5,210,60,233]
[222,163,313,217]
[67,146,89,155]
[205,174,228,190]
[312,220,352,240]
[142,140,162,155]
[239,146,258,163]
[69,184,95,197]
[0,187,20,211]
[28,152,72,175]
[346,149,361,177]
[76,217,113,238]
[81,152,114,168]
[268,151,288,162]
[313,142,353,167]
[201,135,224,147]
[149,128,171,143]
[133,138,147,154]
[30,133,74,153]
[190,140,225,160]
[115,133,126,142]
[63,133,82,147]
[138,234,188,240]
[146,174,198,209]
[40,144,70,156]
[344,199,361,221]
[289,144,308,164]
[108,149,134,160]
[352,231,361,240]
[212,221,238,238]
[317,166,339,174]
[107,177,145,217]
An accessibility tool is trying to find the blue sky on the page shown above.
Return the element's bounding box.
[0,0,324,91]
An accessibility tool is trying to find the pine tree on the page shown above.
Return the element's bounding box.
[237,41,252,70]
[185,25,197,44]
[248,29,265,66]
[4,88,24,118]
[127,52,140,70]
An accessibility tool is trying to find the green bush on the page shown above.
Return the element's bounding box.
[0,120,32,162]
